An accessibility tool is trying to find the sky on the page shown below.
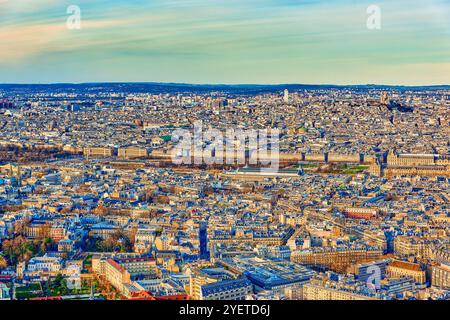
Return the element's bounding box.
[0,0,450,85]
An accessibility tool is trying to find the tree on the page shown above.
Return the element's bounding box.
[93,205,109,216]
[53,273,64,288]
[1,239,15,264]
[40,237,55,254]
[99,238,115,252]
[107,229,133,252]
[3,236,39,263]
[0,256,7,270]
[128,226,138,245]
[13,217,31,235]
[155,195,170,204]
[17,237,35,262]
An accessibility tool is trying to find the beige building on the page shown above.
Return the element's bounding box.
[383,151,450,178]
[431,263,450,290]
[393,236,432,259]
[328,153,360,163]
[94,257,159,296]
[291,248,383,273]
[189,274,219,300]
[386,260,426,284]
[302,283,377,300]
[118,147,148,159]
[83,147,114,157]
[387,152,437,166]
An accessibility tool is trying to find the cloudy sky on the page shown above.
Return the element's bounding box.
[0,0,449,84]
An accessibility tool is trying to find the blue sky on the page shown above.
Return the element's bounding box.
[0,0,449,84]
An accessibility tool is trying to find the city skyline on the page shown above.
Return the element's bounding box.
[1,0,450,85]
[1,0,450,307]
[0,84,449,302]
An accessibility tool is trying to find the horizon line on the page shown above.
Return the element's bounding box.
[1,81,450,88]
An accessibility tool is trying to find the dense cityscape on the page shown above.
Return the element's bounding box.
[0,83,448,301]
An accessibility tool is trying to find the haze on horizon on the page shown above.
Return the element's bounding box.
[1,0,450,85]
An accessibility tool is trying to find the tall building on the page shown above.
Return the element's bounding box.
[283,89,289,104]
[199,222,210,260]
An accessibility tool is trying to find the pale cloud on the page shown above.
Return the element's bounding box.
[0,0,60,12]
[0,22,64,61]
[0,18,129,62]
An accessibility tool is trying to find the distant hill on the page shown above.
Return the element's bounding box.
[1,82,449,95]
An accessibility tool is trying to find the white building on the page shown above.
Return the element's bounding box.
[26,254,62,273]
[283,89,289,103]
